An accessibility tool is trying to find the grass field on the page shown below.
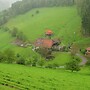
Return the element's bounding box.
[5,6,90,47]
[5,7,82,44]
[0,6,89,65]
[45,52,72,66]
[0,29,13,50]
[0,63,90,90]
[0,5,90,90]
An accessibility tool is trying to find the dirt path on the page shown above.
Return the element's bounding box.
[76,53,88,66]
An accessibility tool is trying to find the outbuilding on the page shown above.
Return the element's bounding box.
[86,47,90,55]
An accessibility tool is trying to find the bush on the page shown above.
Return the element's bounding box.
[11,27,18,37]
[17,31,27,42]
[80,49,86,55]
[52,63,59,68]
[16,57,25,65]
[36,10,39,14]
[0,52,5,62]
[73,56,81,63]
[45,64,53,68]
[25,59,32,66]
[66,60,81,72]
[4,49,16,63]
[37,59,45,66]
[86,60,90,66]
[46,63,59,69]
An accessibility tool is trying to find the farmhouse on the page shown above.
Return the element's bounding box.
[34,38,53,48]
[34,38,61,49]
[33,30,62,52]
[86,47,90,55]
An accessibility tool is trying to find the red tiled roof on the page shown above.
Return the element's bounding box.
[45,30,53,35]
[34,39,53,48]
[86,47,90,51]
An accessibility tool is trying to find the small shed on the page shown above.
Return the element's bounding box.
[86,47,90,55]
[45,30,53,36]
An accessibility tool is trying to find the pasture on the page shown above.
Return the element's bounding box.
[5,7,82,44]
[0,63,90,90]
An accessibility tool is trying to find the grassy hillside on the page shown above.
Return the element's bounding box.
[0,6,89,65]
[5,7,82,44]
[0,29,13,50]
[0,63,90,90]
[5,6,90,47]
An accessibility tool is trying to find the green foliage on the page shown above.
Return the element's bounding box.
[86,59,90,66]
[66,59,81,72]
[45,63,59,68]
[0,7,89,67]
[71,44,79,56]
[80,48,86,55]
[31,56,38,66]
[73,56,81,63]
[36,10,39,14]
[16,56,25,65]
[17,31,27,42]
[4,49,16,63]
[37,48,52,59]
[76,0,90,35]
[0,0,75,26]
[0,52,5,62]
[25,59,32,66]
[37,59,45,66]
[11,27,18,37]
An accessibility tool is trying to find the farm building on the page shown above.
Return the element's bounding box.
[45,30,53,36]
[34,38,53,48]
[34,38,61,49]
[34,30,62,51]
[86,47,90,55]
[45,29,53,39]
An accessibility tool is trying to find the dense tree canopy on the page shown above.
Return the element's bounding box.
[0,0,74,25]
[76,0,90,35]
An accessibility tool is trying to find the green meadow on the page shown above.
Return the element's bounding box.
[5,7,82,43]
[0,6,90,90]
[0,63,90,90]
[0,6,89,66]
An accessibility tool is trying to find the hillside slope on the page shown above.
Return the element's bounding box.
[0,6,89,65]
[0,63,90,90]
[5,7,82,44]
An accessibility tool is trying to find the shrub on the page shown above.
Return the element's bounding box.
[71,44,79,56]
[86,60,90,66]
[2,27,9,32]
[16,57,25,65]
[4,49,16,63]
[32,14,34,17]
[80,49,86,55]
[73,56,81,63]
[25,59,32,66]
[36,10,39,14]
[52,63,59,68]
[37,48,53,59]
[46,63,59,69]
[45,64,53,68]
[0,52,4,62]
[66,60,81,72]
[37,59,45,66]
[11,27,18,37]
